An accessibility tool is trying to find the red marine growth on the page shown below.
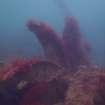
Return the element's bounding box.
[63,16,91,70]
[0,16,92,105]
[27,19,68,68]
[27,16,91,71]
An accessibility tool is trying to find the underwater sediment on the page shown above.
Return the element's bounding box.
[0,16,105,105]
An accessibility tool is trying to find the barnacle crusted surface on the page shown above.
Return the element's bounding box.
[0,59,64,83]
[62,65,105,105]
[0,61,105,105]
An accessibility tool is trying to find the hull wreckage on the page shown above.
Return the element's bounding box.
[0,17,105,105]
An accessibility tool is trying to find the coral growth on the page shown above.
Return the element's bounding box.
[1,16,105,105]
[0,59,62,82]
[20,78,69,105]
[0,59,69,105]
[1,63,105,105]
[63,66,105,105]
